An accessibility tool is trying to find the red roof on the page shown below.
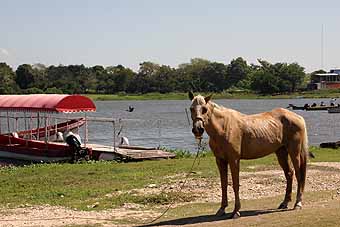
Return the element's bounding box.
[0,94,96,113]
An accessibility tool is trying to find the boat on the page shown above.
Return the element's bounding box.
[0,134,75,162]
[0,94,175,162]
[287,103,337,111]
[305,106,335,111]
[287,104,305,110]
[320,140,340,148]
[0,94,96,162]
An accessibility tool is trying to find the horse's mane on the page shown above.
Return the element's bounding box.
[193,95,226,110]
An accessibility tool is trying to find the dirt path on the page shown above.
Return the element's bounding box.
[0,162,339,227]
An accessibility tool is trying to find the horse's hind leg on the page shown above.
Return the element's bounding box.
[215,157,228,216]
[288,141,307,209]
[275,147,293,209]
[229,158,241,218]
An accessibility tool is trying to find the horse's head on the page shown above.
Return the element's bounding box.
[188,91,212,139]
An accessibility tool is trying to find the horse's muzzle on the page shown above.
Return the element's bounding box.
[192,120,204,139]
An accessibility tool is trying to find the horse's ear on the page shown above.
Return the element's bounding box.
[205,94,212,103]
[188,91,194,100]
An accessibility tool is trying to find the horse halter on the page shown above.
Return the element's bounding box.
[191,104,207,139]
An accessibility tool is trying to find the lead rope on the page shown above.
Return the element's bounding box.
[139,109,204,225]
[142,138,203,225]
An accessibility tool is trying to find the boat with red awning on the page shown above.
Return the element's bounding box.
[0,94,95,162]
[0,94,175,162]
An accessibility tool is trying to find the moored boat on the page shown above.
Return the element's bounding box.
[0,94,175,163]
[0,94,95,162]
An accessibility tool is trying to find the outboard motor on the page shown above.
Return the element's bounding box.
[64,131,90,162]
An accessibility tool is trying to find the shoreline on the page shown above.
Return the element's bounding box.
[85,91,340,101]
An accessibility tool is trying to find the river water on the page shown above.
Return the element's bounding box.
[84,98,340,151]
[1,98,340,152]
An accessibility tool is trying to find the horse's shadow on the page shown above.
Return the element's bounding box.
[138,208,292,227]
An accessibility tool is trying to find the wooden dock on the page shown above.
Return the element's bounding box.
[87,144,176,161]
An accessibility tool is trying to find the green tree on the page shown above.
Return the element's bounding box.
[45,87,63,94]
[46,65,76,94]
[276,62,305,92]
[134,62,161,93]
[226,57,250,88]
[0,62,17,94]
[92,65,109,93]
[32,63,48,90]
[152,65,176,93]
[106,65,135,93]
[200,62,228,92]
[176,58,211,92]
[15,64,36,89]
[253,60,306,93]
[250,69,280,94]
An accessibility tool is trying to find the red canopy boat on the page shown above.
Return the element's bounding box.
[0,94,96,162]
[0,94,176,163]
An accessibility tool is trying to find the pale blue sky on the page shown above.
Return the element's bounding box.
[1,0,340,72]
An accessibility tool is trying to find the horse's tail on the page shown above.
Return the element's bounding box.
[300,119,309,191]
[301,121,309,160]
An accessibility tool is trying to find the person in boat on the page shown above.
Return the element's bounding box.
[303,103,310,109]
[119,136,129,146]
[63,131,82,145]
[320,101,326,106]
[11,132,19,138]
[55,132,64,142]
[330,98,337,106]
[63,131,90,162]
[311,102,317,107]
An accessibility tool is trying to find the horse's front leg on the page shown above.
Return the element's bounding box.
[229,158,241,219]
[215,157,228,216]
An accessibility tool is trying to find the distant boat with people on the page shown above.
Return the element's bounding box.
[287,102,338,111]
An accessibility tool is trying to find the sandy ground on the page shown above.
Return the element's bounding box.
[0,162,339,227]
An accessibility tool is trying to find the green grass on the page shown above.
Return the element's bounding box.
[0,146,339,211]
[85,90,340,101]
[0,158,217,210]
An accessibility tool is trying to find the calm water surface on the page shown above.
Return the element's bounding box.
[1,98,339,152]
[83,98,340,151]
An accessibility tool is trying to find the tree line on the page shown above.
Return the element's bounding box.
[0,57,313,95]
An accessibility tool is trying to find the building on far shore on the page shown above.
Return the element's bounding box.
[309,69,340,89]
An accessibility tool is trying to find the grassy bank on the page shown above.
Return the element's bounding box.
[0,146,339,211]
[86,89,340,101]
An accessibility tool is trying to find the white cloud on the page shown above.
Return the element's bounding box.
[0,48,9,56]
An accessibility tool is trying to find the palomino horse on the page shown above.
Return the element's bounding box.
[188,92,309,218]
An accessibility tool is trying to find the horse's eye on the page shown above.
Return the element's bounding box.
[202,106,207,114]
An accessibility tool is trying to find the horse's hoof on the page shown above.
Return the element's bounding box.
[294,202,302,210]
[278,203,288,210]
[230,211,240,219]
[215,207,226,217]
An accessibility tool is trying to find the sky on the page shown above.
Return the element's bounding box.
[1,0,340,73]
